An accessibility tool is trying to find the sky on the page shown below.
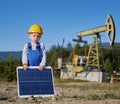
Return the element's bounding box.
[0,0,119,51]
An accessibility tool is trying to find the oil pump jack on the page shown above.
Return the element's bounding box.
[62,14,115,78]
[76,14,115,69]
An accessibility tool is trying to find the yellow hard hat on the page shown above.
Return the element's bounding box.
[28,24,43,35]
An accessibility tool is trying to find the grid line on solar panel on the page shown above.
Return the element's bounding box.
[16,66,54,98]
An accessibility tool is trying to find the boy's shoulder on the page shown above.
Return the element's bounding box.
[39,42,44,46]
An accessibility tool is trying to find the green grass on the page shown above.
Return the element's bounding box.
[54,77,88,83]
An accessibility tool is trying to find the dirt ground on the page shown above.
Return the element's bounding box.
[0,81,120,104]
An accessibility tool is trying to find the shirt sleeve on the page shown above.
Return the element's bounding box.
[22,43,28,65]
[39,43,46,66]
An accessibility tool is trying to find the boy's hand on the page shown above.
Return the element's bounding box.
[39,65,44,71]
[23,64,28,70]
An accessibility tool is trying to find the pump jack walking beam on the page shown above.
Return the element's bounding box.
[77,14,115,46]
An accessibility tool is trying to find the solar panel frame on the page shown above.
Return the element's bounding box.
[16,66,55,98]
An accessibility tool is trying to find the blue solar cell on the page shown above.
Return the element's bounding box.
[16,66,55,98]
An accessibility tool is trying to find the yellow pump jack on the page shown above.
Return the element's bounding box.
[64,14,115,77]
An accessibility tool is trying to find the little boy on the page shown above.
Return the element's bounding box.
[22,24,46,70]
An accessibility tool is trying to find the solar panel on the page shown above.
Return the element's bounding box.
[16,66,55,98]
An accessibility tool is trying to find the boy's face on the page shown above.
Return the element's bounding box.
[29,33,41,43]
